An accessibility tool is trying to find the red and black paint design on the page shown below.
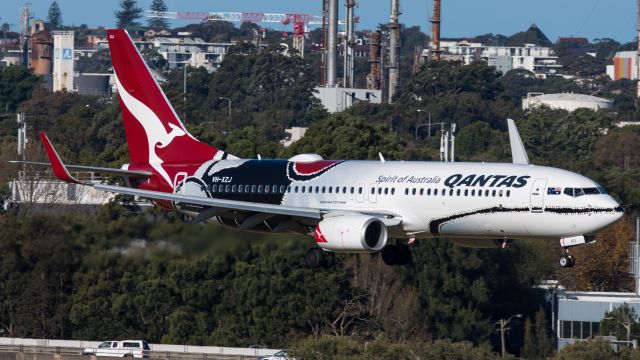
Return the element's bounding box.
[178,159,346,205]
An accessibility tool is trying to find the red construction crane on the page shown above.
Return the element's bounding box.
[146,11,324,57]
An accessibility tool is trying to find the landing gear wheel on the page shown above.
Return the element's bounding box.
[559,254,576,268]
[381,244,399,266]
[397,244,412,265]
[322,252,336,268]
[305,248,325,269]
[559,255,570,268]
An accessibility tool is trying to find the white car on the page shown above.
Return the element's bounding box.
[258,349,290,360]
[82,340,150,358]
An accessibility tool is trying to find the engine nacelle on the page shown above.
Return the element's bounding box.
[449,238,513,248]
[315,215,388,253]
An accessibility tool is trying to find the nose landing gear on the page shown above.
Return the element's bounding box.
[558,235,593,268]
[559,252,575,268]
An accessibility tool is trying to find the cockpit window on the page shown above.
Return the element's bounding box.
[583,188,600,195]
[564,187,605,197]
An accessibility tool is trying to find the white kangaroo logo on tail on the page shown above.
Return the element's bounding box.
[115,75,185,187]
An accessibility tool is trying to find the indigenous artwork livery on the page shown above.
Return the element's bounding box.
[23,29,623,269]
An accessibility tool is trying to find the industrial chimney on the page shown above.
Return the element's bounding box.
[388,0,400,102]
[431,0,441,60]
[326,0,338,87]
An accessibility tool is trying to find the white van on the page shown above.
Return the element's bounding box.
[82,340,151,358]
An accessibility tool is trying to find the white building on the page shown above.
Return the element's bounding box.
[522,92,613,112]
[9,171,115,209]
[281,127,308,147]
[482,44,561,76]
[554,291,640,350]
[152,37,232,72]
[606,51,639,81]
[313,86,382,113]
[435,40,484,64]
[426,41,561,77]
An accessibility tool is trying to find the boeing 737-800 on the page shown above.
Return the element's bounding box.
[18,29,624,269]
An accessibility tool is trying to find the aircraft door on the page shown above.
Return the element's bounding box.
[530,178,547,213]
[356,183,365,203]
[368,184,377,203]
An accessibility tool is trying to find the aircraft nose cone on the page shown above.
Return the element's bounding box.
[607,197,624,223]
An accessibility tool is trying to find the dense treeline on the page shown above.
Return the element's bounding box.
[0,204,552,350]
[0,30,639,357]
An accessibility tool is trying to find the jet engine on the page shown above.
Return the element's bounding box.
[315,215,388,252]
[449,238,513,248]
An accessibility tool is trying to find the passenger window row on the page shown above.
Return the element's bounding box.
[403,187,511,198]
[209,183,510,198]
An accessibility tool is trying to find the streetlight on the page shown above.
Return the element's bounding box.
[604,316,632,342]
[219,97,232,122]
[414,123,430,142]
[416,109,431,137]
[496,314,522,357]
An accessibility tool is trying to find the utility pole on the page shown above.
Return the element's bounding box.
[496,314,522,357]
[636,0,640,99]
[219,97,232,122]
[183,63,187,121]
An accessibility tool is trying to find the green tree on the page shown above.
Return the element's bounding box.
[534,308,554,359]
[115,0,143,29]
[284,113,406,161]
[0,65,41,113]
[601,303,640,342]
[147,0,168,28]
[522,317,536,359]
[397,60,502,102]
[553,339,617,360]
[47,1,62,29]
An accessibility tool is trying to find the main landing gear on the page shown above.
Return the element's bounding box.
[381,243,412,266]
[305,248,336,269]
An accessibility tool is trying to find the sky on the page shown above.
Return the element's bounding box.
[1,0,637,43]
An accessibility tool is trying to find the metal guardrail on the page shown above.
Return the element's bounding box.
[0,345,263,360]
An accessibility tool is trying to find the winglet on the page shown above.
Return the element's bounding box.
[507,119,530,165]
[39,132,84,184]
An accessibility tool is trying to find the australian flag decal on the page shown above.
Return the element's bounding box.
[547,187,562,195]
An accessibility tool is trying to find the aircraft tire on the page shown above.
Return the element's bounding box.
[559,255,570,268]
[305,248,325,269]
[397,244,412,265]
[381,244,398,266]
[567,254,576,267]
[322,252,336,268]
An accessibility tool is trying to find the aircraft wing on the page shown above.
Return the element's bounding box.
[94,183,321,219]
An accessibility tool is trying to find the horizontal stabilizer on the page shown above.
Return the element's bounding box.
[9,161,153,178]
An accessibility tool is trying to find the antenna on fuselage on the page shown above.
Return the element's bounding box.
[507,118,530,165]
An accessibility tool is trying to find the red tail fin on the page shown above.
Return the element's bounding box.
[107,29,232,188]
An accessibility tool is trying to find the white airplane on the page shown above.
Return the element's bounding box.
[20,29,624,269]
